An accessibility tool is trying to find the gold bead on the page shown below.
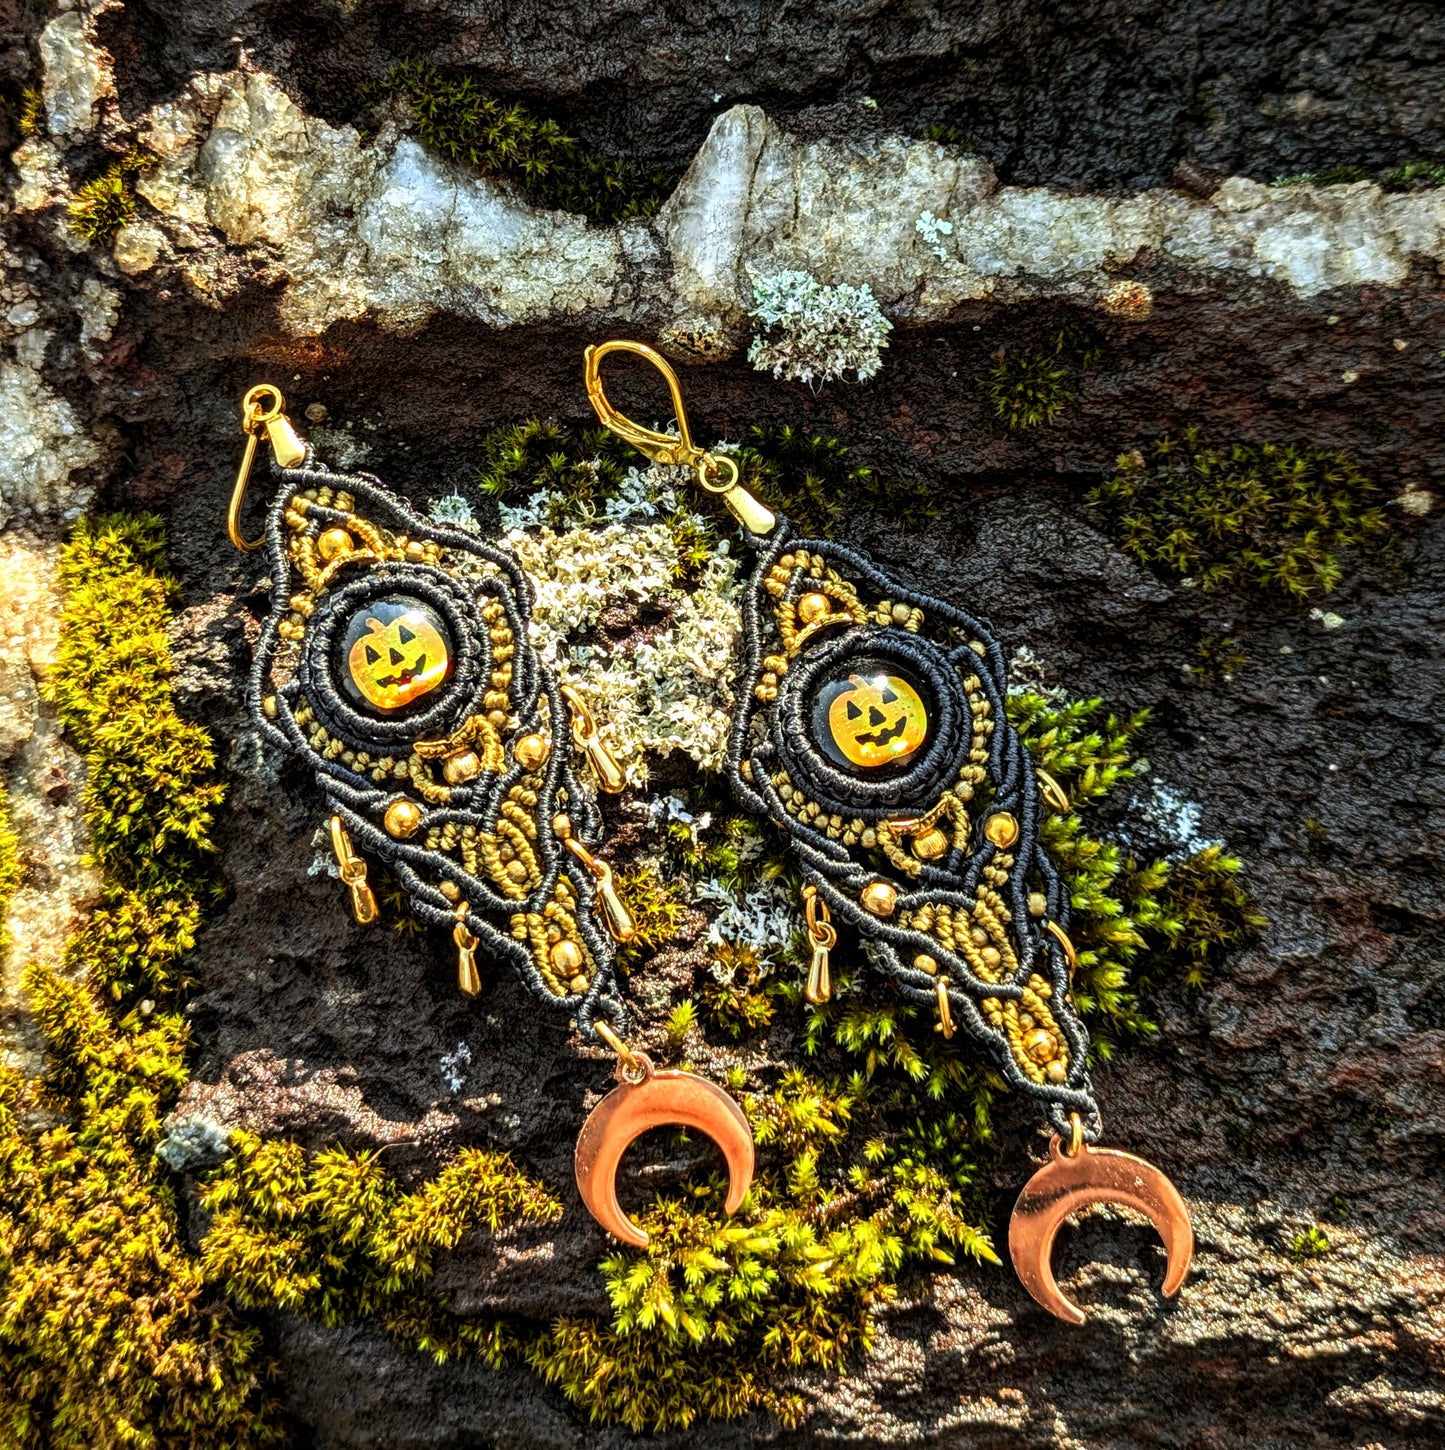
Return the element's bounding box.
[505,859,528,883]
[316,527,353,561]
[913,953,938,975]
[262,695,277,718]
[980,946,1001,969]
[1045,1059,1067,1084]
[552,813,572,838]
[890,602,911,625]
[1028,892,1048,918]
[1023,1028,1059,1064]
[912,827,949,861]
[514,733,550,771]
[860,880,898,917]
[797,591,830,624]
[488,709,509,729]
[439,880,461,901]
[442,749,481,784]
[570,974,589,994]
[984,812,1019,849]
[383,799,423,839]
[550,939,584,974]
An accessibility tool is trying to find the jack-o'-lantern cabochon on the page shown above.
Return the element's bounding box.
[339,595,454,713]
[811,660,930,772]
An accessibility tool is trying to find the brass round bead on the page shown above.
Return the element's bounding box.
[505,859,529,883]
[1023,1027,1059,1064]
[439,880,461,901]
[514,733,550,771]
[890,601,911,625]
[552,813,572,838]
[797,591,830,623]
[1028,891,1048,918]
[550,939,584,974]
[442,749,481,785]
[570,974,589,994]
[383,798,423,839]
[316,527,353,561]
[487,709,509,729]
[980,946,1002,969]
[913,953,938,975]
[860,880,898,917]
[984,812,1019,849]
[1044,1059,1067,1084]
[912,827,949,861]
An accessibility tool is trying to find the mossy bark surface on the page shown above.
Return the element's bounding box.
[1,2,1443,1447]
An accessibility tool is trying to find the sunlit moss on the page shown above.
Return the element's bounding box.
[67,149,156,243]
[0,516,281,1447]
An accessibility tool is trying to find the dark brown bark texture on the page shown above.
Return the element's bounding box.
[4,1,1444,1447]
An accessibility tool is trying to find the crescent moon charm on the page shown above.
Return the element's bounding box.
[1009,1135,1194,1325]
[575,1054,755,1248]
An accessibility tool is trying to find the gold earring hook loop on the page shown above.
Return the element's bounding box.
[583,340,699,469]
[582,340,776,535]
[228,383,307,553]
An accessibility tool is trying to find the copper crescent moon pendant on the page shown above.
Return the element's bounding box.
[1009,1135,1194,1325]
[575,1056,755,1248]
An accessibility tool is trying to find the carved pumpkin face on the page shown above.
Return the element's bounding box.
[825,670,928,769]
[341,597,452,712]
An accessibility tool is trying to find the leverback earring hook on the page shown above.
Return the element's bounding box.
[228,383,307,552]
[583,340,776,536]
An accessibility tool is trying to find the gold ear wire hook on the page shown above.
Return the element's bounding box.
[583,340,777,536]
[228,383,308,552]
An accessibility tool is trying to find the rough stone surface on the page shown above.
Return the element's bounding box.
[101,0,1445,190]
[3,3,1444,1447]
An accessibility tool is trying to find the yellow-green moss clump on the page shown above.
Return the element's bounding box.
[201,1133,559,1362]
[67,149,156,243]
[1089,430,1389,597]
[360,62,676,223]
[0,516,281,1446]
[981,321,1103,431]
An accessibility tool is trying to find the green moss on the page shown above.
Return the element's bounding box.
[1289,1225,1331,1259]
[1383,160,1445,191]
[18,86,42,138]
[1272,164,1371,187]
[613,862,688,966]
[360,62,675,223]
[737,425,936,538]
[531,1068,990,1431]
[0,787,21,957]
[200,1131,559,1357]
[1189,634,1246,679]
[42,515,227,1004]
[475,418,635,521]
[981,350,1070,429]
[1272,161,1445,191]
[0,516,281,1447]
[1089,430,1389,598]
[67,149,155,243]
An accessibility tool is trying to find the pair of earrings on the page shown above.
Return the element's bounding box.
[231,342,1191,1324]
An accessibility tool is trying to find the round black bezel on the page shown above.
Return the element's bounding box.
[771,626,970,815]
[299,567,489,750]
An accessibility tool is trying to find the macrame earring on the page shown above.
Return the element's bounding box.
[228,385,755,1248]
[583,342,1193,1324]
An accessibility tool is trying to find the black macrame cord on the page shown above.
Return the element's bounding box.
[246,455,627,1044]
[725,517,1103,1142]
